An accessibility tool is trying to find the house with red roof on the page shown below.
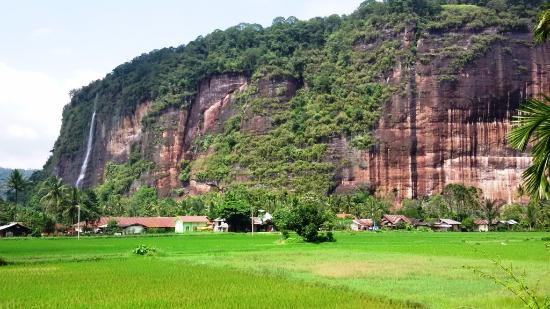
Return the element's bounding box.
[74,216,211,234]
[474,219,489,232]
[381,215,413,228]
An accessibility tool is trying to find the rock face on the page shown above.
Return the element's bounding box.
[53,28,550,203]
[335,30,550,203]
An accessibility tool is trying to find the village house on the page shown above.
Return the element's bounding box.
[381,214,413,228]
[251,212,274,232]
[474,219,489,232]
[494,219,519,230]
[0,222,31,237]
[351,219,373,231]
[175,216,211,233]
[432,219,461,232]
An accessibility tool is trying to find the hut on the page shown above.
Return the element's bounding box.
[351,219,374,231]
[474,219,489,232]
[0,222,31,237]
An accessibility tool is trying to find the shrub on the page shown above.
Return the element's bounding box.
[416,226,432,232]
[133,245,156,256]
[318,231,336,242]
[0,257,8,266]
[303,223,319,242]
[281,230,290,239]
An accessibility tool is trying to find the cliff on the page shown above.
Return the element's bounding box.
[46,2,549,203]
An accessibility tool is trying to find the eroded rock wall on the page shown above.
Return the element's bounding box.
[336,30,550,203]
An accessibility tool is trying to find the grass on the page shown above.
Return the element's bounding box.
[1,232,549,308]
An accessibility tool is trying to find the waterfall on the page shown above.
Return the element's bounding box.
[75,100,97,188]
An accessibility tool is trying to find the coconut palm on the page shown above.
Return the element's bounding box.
[508,95,550,200]
[63,187,81,224]
[534,9,550,44]
[40,177,69,220]
[6,169,26,204]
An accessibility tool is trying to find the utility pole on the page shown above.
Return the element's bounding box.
[251,207,254,236]
[77,205,80,240]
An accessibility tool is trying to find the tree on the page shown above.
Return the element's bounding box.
[80,190,101,226]
[6,169,26,204]
[63,187,82,224]
[274,194,335,242]
[508,96,550,200]
[40,177,69,221]
[483,199,499,231]
[214,187,252,232]
[526,202,538,231]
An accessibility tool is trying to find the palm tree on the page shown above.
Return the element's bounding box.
[63,187,81,224]
[534,9,550,44]
[483,199,499,231]
[7,169,26,205]
[40,177,69,221]
[508,95,550,200]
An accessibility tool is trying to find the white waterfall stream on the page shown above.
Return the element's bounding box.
[75,103,97,188]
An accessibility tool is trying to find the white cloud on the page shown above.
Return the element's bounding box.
[32,27,53,36]
[0,62,103,169]
[300,0,361,18]
[48,47,73,56]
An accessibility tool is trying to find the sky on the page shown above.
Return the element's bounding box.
[0,0,363,169]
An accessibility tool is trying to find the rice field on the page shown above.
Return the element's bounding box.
[1,232,549,308]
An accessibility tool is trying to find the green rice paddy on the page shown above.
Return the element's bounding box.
[1,232,549,308]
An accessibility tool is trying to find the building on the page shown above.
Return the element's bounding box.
[213,218,228,232]
[96,217,177,234]
[351,219,373,231]
[251,212,274,232]
[0,222,31,237]
[175,216,210,233]
[495,219,519,230]
[381,215,412,228]
[432,219,461,231]
[474,219,489,232]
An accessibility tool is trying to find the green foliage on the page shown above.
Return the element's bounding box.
[534,9,550,44]
[399,199,424,218]
[272,193,335,242]
[211,186,252,232]
[106,219,119,234]
[132,244,157,256]
[461,217,475,231]
[38,0,545,218]
[6,169,26,204]
[509,96,550,201]
[95,159,153,209]
[127,186,158,216]
[468,248,550,309]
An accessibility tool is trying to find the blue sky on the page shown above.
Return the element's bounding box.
[0,0,363,169]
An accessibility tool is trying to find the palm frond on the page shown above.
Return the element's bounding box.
[534,9,550,44]
[508,96,550,200]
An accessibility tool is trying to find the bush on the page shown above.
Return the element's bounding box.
[416,226,432,232]
[0,257,8,266]
[303,223,319,242]
[133,245,156,256]
[281,230,290,239]
[318,231,336,242]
